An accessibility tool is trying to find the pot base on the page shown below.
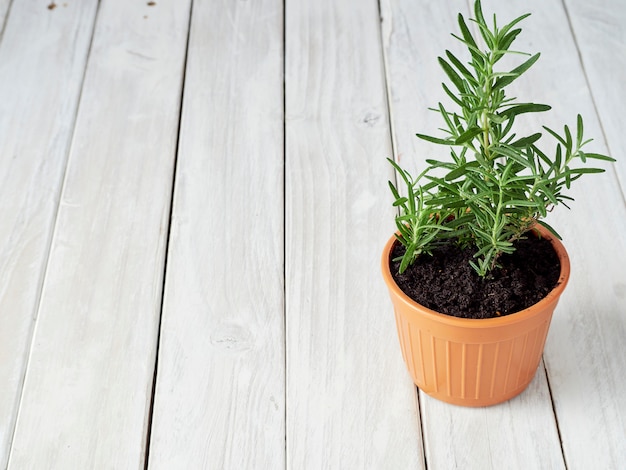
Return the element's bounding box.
[420,381,533,407]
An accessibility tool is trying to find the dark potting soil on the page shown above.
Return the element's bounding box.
[390,234,561,319]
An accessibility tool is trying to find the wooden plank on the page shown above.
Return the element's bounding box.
[146,0,285,468]
[494,1,626,468]
[285,0,424,467]
[564,0,626,189]
[0,1,97,467]
[380,0,567,467]
[7,0,191,468]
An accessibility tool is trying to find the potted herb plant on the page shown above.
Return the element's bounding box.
[381,0,614,406]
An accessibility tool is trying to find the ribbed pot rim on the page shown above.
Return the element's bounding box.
[381,224,571,328]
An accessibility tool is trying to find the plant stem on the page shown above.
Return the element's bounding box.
[489,180,505,271]
[481,58,493,160]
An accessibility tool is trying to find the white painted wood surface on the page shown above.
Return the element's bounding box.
[147,0,285,468]
[564,0,626,189]
[0,1,97,467]
[0,0,623,468]
[0,0,12,32]
[7,0,190,468]
[381,1,566,468]
[285,0,424,468]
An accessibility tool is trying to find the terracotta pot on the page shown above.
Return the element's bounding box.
[381,225,570,407]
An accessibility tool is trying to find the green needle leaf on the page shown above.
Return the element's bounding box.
[456,13,485,68]
[536,220,562,239]
[498,13,531,39]
[511,133,542,147]
[584,152,615,162]
[501,103,551,117]
[445,50,477,86]
[576,114,584,148]
[494,53,540,89]
[454,126,483,145]
[438,57,466,94]
[416,133,452,145]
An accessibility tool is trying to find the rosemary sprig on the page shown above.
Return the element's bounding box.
[390,0,615,277]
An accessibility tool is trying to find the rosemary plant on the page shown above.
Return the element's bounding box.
[389,0,614,277]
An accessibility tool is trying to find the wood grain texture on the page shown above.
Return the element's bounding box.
[285,0,424,467]
[7,0,190,468]
[493,1,626,468]
[146,0,285,468]
[380,0,569,468]
[0,1,97,467]
[564,0,626,192]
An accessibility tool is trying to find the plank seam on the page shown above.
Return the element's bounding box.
[141,2,195,469]
[377,0,398,172]
[282,0,288,468]
[542,358,569,470]
[4,1,101,465]
[144,0,193,470]
[417,390,429,470]
[560,0,626,207]
[0,0,13,43]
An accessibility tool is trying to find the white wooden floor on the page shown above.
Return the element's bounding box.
[0,0,624,468]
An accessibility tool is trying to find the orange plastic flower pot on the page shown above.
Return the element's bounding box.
[381,224,570,407]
